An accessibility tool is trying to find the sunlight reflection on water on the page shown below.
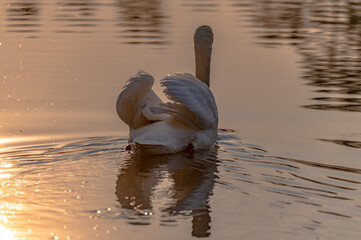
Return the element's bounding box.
[0,131,361,239]
[2,0,361,239]
[0,225,16,240]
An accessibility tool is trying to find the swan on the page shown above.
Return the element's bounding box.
[116,25,218,155]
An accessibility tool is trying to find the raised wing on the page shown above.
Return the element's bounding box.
[151,72,218,130]
[116,71,165,129]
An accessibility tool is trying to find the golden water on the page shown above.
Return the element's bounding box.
[1,0,361,239]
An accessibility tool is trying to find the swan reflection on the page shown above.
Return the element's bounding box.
[116,148,219,237]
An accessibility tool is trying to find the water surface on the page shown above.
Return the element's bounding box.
[1,0,361,239]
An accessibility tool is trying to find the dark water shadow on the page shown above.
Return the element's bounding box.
[233,0,361,113]
[54,0,101,33]
[6,0,41,37]
[115,0,170,47]
[115,148,219,237]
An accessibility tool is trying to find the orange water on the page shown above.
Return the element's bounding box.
[1,0,361,239]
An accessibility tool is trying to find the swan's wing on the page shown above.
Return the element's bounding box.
[151,72,218,130]
[142,89,167,122]
[116,71,165,129]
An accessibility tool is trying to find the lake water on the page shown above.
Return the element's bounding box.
[1,0,361,239]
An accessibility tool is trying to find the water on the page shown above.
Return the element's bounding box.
[1,0,361,239]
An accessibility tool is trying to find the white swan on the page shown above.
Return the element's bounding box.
[116,25,218,155]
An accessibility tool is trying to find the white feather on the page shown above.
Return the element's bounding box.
[154,72,218,130]
[116,71,166,129]
[116,26,217,155]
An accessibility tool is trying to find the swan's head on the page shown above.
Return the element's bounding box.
[194,25,213,87]
[194,25,214,49]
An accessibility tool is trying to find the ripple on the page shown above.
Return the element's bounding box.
[54,0,102,33]
[1,132,361,239]
[182,0,219,12]
[318,210,352,219]
[319,139,361,149]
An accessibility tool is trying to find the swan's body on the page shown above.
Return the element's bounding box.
[116,26,218,155]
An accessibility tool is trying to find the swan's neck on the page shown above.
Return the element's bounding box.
[194,26,213,87]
